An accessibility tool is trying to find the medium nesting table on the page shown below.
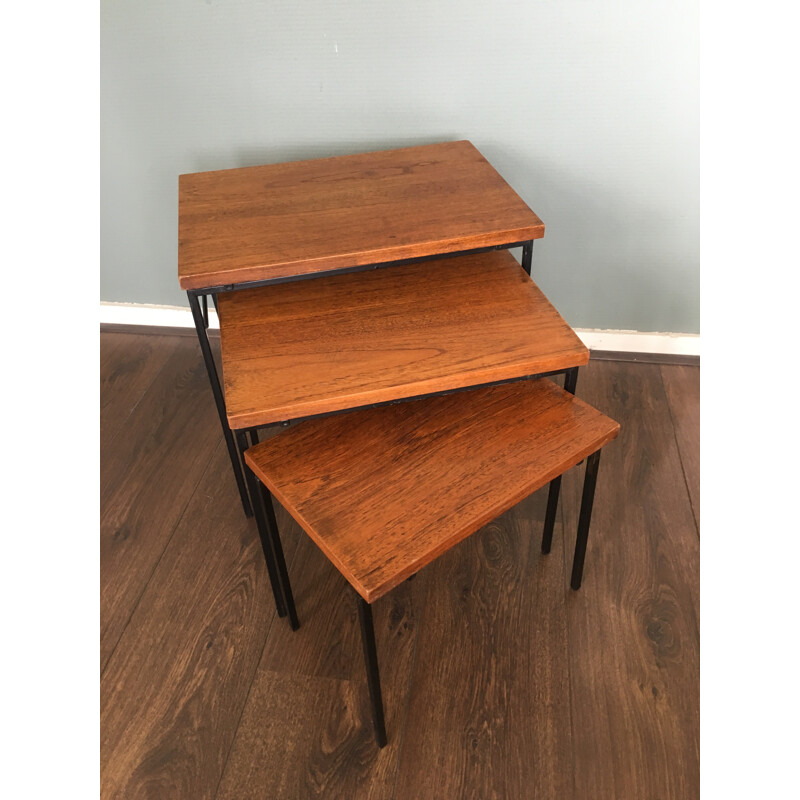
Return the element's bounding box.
[243,378,620,746]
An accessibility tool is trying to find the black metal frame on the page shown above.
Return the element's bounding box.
[541,443,601,592]
[541,367,578,553]
[356,594,387,747]
[235,428,300,628]
[521,241,533,276]
[571,449,601,590]
[188,292,253,517]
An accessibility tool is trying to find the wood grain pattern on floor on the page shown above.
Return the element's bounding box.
[101,441,291,799]
[394,494,574,799]
[100,332,699,799]
[559,361,700,799]
[100,339,222,670]
[100,333,181,454]
[217,536,427,800]
[661,364,700,527]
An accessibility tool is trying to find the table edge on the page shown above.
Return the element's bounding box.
[226,352,590,430]
[178,229,545,291]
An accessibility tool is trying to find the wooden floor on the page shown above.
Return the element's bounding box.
[100,331,699,800]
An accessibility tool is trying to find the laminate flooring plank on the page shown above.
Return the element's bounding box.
[216,526,428,800]
[559,361,699,799]
[100,331,170,377]
[101,441,293,800]
[258,524,365,683]
[100,331,140,369]
[394,491,574,800]
[100,338,221,670]
[101,333,182,456]
[660,364,700,528]
[100,331,132,374]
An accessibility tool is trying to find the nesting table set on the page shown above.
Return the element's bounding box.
[178,141,619,747]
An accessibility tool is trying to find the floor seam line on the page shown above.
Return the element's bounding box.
[389,574,429,800]
[560,494,578,800]
[213,514,310,798]
[100,335,183,458]
[659,366,699,535]
[212,590,279,800]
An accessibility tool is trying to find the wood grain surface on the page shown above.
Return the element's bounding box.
[395,492,574,799]
[559,360,699,799]
[661,365,700,526]
[101,442,293,800]
[100,333,181,455]
[178,141,544,290]
[100,338,220,670]
[246,379,619,602]
[217,249,588,428]
[217,534,428,800]
[101,333,698,799]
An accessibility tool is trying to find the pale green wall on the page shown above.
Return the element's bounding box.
[101,0,698,333]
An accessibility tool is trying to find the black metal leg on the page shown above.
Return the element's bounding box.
[259,482,300,631]
[236,431,290,620]
[571,449,601,591]
[564,366,579,395]
[541,475,562,554]
[249,428,260,447]
[540,366,578,549]
[356,594,387,747]
[201,294,209,329]
[521,241,533,276]
[187,291,253,518]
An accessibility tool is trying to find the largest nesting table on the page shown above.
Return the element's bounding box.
[178,140,609,750]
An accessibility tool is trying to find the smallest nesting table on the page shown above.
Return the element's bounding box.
[243,378,619,747]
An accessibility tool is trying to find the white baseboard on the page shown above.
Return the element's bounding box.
[574,328,699,357]
[101,301,222,329]
[100,302,700,357]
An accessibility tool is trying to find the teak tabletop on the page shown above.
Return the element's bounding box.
[217,249,588,429]
[245,378,620,603]
[178,141,544,291]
